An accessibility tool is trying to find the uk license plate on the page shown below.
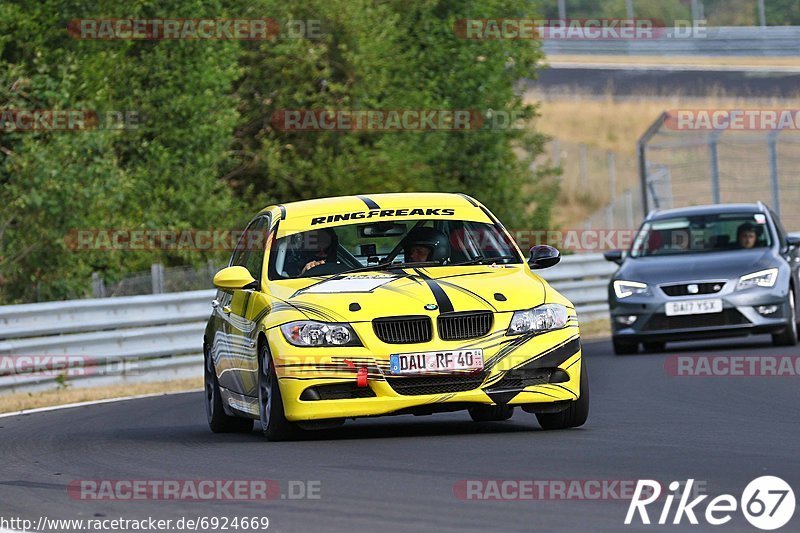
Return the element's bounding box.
[665,299,723,316]
[389,349,484,375]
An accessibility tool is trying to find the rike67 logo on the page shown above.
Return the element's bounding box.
[626,477,795,530]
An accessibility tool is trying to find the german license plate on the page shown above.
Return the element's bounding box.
[665,299,723,316]
[389,349,484,375]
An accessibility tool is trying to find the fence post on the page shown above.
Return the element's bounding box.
[607,151,617,204]
[151,263,165,294]
[606,204,614,229]
[638,112,668,217]
[551,139,561,168]
[624,189,634,230]
[768,130,781,217]
[579,144,587,186]
[91,272,106,298]
[709,131,721,204]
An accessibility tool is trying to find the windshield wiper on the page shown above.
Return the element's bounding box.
[450,255,519,266]
[342,260,444,275]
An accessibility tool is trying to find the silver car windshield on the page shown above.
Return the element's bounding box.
[630,213,772,257]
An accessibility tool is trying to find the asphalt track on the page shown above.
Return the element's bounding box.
[532,68,800,97]
[1,336,799,532]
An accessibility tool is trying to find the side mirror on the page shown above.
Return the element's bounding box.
[528,245,561,269]
[604,249,624,265]
[787,235,800,248]
[213,266,258,291]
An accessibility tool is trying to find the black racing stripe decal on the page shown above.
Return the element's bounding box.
[356,195,380,209]
[457,193,478,206]
[514,337,581,371]
[413,268,454,313]
[434,279,497,312]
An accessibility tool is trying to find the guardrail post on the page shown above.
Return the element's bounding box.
[579,144,587,186]
[607,151,617,205]
[91,272,106,298]
[768,129,781,217]
[709,130,721,204]
[151,263,165,294]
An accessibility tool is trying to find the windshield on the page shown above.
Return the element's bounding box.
[630,212,772,258]
[268,219,522,279]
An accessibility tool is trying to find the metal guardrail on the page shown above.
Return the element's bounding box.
[0,255,616,394]
[543,26,800,57]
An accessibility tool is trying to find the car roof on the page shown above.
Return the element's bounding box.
[264,192,482,220]
[647,203,766,221]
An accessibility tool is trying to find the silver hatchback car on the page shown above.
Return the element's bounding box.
[604,203,800,354]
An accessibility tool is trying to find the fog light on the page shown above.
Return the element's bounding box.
[615,315,638,326]
[756,305,779,316]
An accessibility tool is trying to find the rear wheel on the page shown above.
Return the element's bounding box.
[612,337,638,355]
[468,405,514,422]
[772,289,798,346]
[536,360,589,430]
[258,342,300,441]
[204,343,253,433]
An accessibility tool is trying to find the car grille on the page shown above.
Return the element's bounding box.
[438,311,493,341]
[643,309,750,331]
[485,369,552,392]
[373,316,432,344]
[660,282,725,297]
[386,372,486,396]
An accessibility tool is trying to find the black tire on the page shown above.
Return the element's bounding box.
[772,288,798,346]
[468,405,514,422]
[612,337,638,355]
[642,341,666,353]
[204,343,254,434]
[258,342,300,441]
[536,359,589,430]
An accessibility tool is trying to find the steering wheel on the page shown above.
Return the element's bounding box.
[299,261,348,277]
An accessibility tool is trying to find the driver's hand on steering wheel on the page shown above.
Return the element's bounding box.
[300,259,325,275]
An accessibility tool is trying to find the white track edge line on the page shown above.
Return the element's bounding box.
[0,389,202,419]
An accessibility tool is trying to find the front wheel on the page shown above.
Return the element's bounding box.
[772,289,798,346]
[205,343,253,433]
[258,343,300,441]
[536,360,589,430]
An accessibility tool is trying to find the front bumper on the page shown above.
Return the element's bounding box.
[610,282,791,343]
[268,317,583,422]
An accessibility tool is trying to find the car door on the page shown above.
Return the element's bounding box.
[222,215,270,395]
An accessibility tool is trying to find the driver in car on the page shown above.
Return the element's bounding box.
[402,227,449,263]
[737,222,758,249]
[289,228,338,276]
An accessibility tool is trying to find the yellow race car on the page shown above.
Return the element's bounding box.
[204,193,588,440]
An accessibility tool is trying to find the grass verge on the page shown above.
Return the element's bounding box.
[0,377,203,414]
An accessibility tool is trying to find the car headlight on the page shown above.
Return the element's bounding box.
[736,268,778,291]
[280,321,361,347]
[507,304,569,335]
[613,280,651,299]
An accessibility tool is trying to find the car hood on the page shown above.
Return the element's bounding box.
[616,248,778,284]
[269,265,549,321]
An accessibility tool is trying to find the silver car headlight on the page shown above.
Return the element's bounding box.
[507,304,569,335]
[736,268,778,291]
[280,321,361,347]
[613,280,651,299]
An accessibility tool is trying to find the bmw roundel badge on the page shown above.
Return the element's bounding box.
[424,304,438,311]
